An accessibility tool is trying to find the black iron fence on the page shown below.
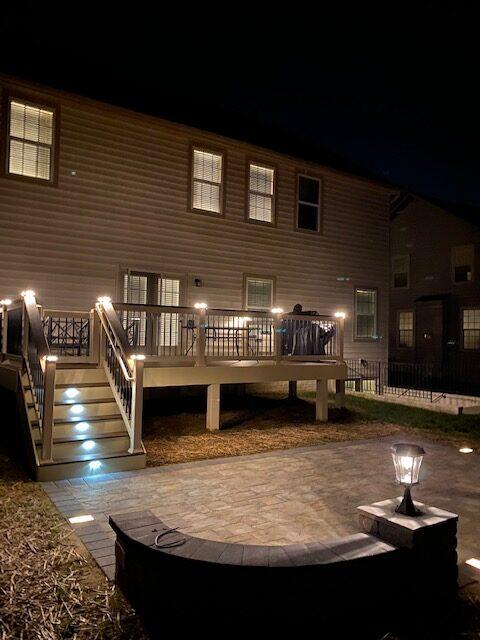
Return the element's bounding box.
[345,359,480,401]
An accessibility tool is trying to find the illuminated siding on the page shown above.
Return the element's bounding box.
[0,75,391,360]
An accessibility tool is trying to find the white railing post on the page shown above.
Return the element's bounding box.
[196,307,207,366]
[274,315,283,364]
[130,356,144,453]
[89,308,101,363]
[40,356,56,463]
[337,315,345,361]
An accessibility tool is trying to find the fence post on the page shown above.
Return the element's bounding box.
[130,356,144,454]
[40,356,56,463]
[196,308,206,366]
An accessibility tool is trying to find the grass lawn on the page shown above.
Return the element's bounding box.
[0,449,147,639]
[142,390,480,467]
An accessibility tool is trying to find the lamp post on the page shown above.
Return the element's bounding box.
[391,443,425,517]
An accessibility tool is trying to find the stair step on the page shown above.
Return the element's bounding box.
[32,413,123,427]
[36,451,146,481]
[32,418,127,441]
[54,385,114,403]
[29,400,120,423]
[55,368,108,385]
[37,434,131,460]
[34,430,127,445]
[28,396,115,410]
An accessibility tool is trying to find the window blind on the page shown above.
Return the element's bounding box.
[8,100,54,180]
[398,311,414,347]
[192,149,222,213]
[248,164,274,223]
[355,288,377,339]
[159,278,180,347]
[246,277,273,310]
[463,309,480,350]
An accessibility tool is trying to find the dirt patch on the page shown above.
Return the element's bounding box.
[143,394,401,466]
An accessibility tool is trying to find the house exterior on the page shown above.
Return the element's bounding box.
[390,195,480,382]
[0,74,393,362]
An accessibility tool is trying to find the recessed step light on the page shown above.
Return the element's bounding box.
[74,422,90,432]
[70,404,85,415]
[64,388,79,399]
[82,440,95,451]
[89,460,102,471]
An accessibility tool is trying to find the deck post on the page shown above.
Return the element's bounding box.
[335,380,346,408]
[315,378,328,422]
[288,380,297,399]
[274,315,283,364]
[40,358,56,463]
[196,308,207,366]
[337,315,345,361]
[89,308,101,364]
[206,383,220,431]
[130,357,144,453]
[1,304,7,354]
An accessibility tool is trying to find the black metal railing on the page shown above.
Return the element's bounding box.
[105,333,132,419]
[43,314,90,356]
[281,316,337,358]
[27,322,46,421]
[346,359,480,400]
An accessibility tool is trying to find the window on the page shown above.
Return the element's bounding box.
[248,163,275,223]
[354,288,377,339]
[398,311,414,348]
[191,148,223,214]
[158,277,180,347]
[392,255,410,289]
[452,245,474,283]
[7,99,55,181]
[244,276,274,311]
[296,175,321,232]
[462,308,480,350]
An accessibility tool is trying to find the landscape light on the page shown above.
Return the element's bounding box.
[69,515,94,524]
[391,443,425,517]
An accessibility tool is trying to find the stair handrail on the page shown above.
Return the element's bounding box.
[21,291,56,463]
[96,298,144,454]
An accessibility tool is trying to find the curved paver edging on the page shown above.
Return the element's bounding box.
[109,509,411,634]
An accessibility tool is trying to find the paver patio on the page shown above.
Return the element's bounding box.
[42,434,480,580]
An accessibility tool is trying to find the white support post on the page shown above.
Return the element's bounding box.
[130,357,144,453]
[40,358,56,463]
[206,383,220,431]
[315,378,329,422]
[196,308,206,366]
[337,315,345,361]
[274,315,282,364]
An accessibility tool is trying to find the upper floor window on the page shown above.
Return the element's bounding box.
[398,310,414,348]
[191,148,224,214]
[354,288,377,340]
[392,255,410,289]
[244,276,274,311]
[296,174,321,232]
[7,99,55,181]
[452,245,474,283]
[248,163,275,223]
[462,308,480,350]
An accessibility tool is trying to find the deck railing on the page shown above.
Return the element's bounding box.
[113,302,344,364]
[96,299,143,454]
[42,309,94,357]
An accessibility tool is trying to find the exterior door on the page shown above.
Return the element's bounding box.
[415,300,444,363]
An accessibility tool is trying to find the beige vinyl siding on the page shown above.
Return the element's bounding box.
[0,76,391,360]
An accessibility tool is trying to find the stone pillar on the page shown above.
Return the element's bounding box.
[206,384,220,431]
[358,498,458,603]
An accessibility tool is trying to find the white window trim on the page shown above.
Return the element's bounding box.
[397,309,414,349]
[461,307,480,351]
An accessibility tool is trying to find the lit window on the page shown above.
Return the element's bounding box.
[245,276,274,311]
[355,288,377,339]
[248,163,275,223]
[462,308,480,350]
[191,148,223,214]
[452,245,474,283]
[296,175,321,232]
[398,311,414,348]
[392,255,410,289]
[158,277,180,347]
[8,99,55,181]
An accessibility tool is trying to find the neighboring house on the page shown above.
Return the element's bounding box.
[0,74,394,361]
[390,194,480,376]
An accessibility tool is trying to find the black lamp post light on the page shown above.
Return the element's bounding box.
[391,443,426,517]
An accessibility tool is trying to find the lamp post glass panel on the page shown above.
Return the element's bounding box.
[391,443,425,517]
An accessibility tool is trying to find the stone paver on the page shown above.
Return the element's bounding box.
[41,434,480,579]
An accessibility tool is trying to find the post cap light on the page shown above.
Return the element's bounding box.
[44,355,58,363]
[334,311,346,319]
[131,354,146,361]
[459,447,473,454]
[194,302,208,310]
[271,307,284,314]
[391,443,425,517]
[0,298,12,306]
[21,290,35,299]
[97,296,112,305]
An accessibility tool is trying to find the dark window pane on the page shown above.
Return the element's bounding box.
[394,272,408,288]
[298,176,319,204]
[297,203,318,231]
[455,265,472,282]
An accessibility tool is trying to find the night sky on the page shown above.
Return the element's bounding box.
[1,4,479,211]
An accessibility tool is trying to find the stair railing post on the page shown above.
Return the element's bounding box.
[89,308,101,364]
[337,314,345,361]
[196,306,207,366]
[41,355,57,463]
[130,355,144,454]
